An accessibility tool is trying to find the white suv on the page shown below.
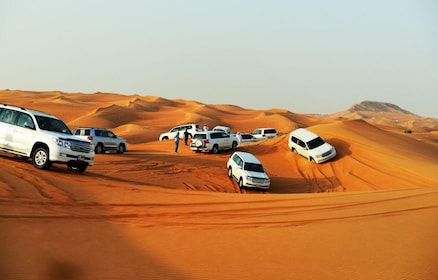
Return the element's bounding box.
[288,128,336,163]
[227,151,270,190]
[75,127,127,154]
[190,131,238,153]
[159,124,201,141]
[0,104,94,172]
[251,128,278,139]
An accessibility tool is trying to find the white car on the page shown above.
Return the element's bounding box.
[0,104,94,172]
[190,131,238,153]
[159,124,201,141]
[75,127,127,154]
[251,128,278,139]
[212,125,233,135]
[227,151,270,190]
[288,128,336,163]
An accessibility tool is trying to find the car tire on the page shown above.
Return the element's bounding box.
[231,141,237,150]
[212,145,219,154]
[228,166,233,178]
[32,146,52,170]
[310,157,315,163]
[195,139,203,148]
[292,148,298,154]
[95,143,103,154]
[117,144,126,154]
[238,177,244,189]
[161,136,169,141]
[68,162,88,173]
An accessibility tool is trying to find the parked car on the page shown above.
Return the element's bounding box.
[159,124,201,141]
[190,131,238,153]
[212,125,233,135]
[227,151,270,190]
[240,133,260,143]
[251,128,278,139]
[288,128,336,163]
[0,103,94,172]
[75,127,127,154]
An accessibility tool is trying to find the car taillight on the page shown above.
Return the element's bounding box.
[205,139,209,144]
[87,136,93,140]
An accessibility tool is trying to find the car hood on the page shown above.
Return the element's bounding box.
[245,170,269,179]
[310,143,334,155]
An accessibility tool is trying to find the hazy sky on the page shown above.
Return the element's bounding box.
[1,1,437,117]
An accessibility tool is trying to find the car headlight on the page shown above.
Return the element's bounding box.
[53,138,71,149]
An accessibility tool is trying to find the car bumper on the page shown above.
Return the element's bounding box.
[314,151,336,163]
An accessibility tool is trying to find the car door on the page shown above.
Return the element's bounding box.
[0,109,19,152]
[232,154,244,180]
[103,130,118,149]
[221,132,232,149]
[9,112,37,155]
[296,139,310,159]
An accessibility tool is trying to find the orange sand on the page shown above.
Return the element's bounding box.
[0,90,437,280]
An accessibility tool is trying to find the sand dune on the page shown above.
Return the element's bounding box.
[0,90,437,280]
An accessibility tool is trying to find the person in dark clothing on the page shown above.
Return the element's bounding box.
[174,132,180,153]
[183,128,190,145]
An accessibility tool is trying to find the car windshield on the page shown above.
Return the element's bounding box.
[244,163,265,173]
[36,116,73,135]
[307,137,325,149]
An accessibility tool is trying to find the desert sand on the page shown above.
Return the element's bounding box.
[0,90,437,280]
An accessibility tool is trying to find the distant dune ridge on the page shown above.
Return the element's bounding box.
[1,89,438,280]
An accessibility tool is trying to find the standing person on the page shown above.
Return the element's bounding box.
[203,124,209,131]
[174,132,180,153]
[236,132,243,146]
[183,128,190,145]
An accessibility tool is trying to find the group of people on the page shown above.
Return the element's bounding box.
[174,125,207,153]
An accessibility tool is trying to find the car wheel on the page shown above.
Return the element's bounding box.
[195,139,203,148]
[68,162,88,173]
[117,144,126,154]
[231,141,237,150]
[310,157,315,163]
[95,143,103,154]
[32,147,52,170]
[162,136,169,141]
[238,177,244,189]
[228,166,233,178]
[292,148,298,154]
[212,145,219,154]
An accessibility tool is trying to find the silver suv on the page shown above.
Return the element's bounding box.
[74,127,127,154]
[190,131,238,153]
[0,104,94,172]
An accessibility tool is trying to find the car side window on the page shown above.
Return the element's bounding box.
[0,109,18,124]
[95,130,102,136]
[232,154,241,167]
[107,130,115,138]
[298,140,306,148]
[16,113,35,129]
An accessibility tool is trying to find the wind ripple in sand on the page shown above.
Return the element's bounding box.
[2,187,437,229]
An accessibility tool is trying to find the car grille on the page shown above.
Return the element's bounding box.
[252,177,268,184]
[322,150,333,157]
[70,139,92,153]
